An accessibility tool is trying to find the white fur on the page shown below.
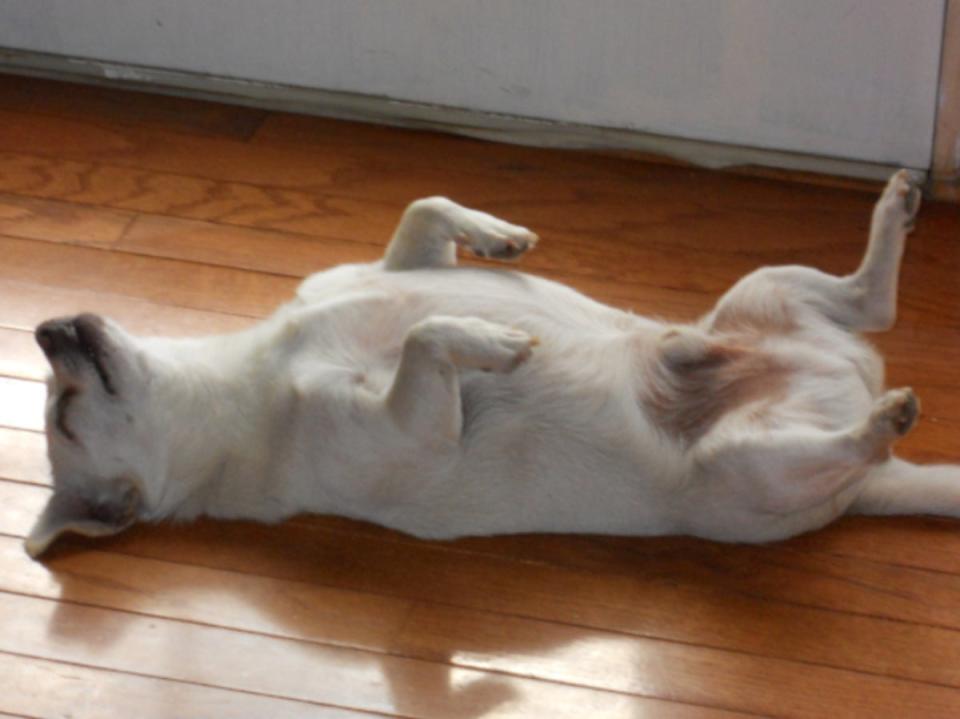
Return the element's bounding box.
[25,170,960,558]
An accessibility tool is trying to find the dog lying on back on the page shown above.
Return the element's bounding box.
[26,170,955,558]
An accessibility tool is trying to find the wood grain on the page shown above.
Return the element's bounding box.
[0,149,386,239]
[0,278,253,335]
[2,75,960,718]
[118,212,384,276]
[0,192,131,247]
[0,234,296,319]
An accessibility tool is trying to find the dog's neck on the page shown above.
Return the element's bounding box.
[138,326,283,518]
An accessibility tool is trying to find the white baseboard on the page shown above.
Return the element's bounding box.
[0,47,912,185]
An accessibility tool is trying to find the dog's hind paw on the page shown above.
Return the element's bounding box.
[871,387,919,438]
[855,388,918,461]
[877,169,922,232]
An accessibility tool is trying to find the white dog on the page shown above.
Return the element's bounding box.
[25,170,956,558]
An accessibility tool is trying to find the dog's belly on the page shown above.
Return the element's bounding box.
[268,263,690,536]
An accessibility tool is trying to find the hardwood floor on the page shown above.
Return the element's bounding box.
[1,73,960,718]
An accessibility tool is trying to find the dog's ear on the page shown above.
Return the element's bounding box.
[25,477,142,558]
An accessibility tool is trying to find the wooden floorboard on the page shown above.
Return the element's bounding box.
[3,501,960,716]
[0,278,254,336]
[2,74,960,717]
[1,592,756,719]
[0,192,132,248]
[0,652,379,719]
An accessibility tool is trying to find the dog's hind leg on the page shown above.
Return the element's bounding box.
[844,169,923,330]
[699,388,918,515]
[385,315,536,442]
[383,197,538,271]
[707,170,921,333]
[849,458,960,518]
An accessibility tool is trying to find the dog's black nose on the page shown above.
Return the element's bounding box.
[35,318,79,355]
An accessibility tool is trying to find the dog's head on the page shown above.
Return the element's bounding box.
[26,313,158,558]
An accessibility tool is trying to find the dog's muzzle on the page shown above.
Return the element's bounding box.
[36,314,106,358]
[36,314,116,395]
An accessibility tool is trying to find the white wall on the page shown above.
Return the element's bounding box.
[0,0,946,167]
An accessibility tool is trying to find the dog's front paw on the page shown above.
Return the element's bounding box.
[416,316,537,372]
[455,209,539,261]
[456,318,538,372]
[877,169,922,232]
[487,327,539,371]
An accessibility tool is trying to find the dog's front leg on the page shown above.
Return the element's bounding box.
[385,316,536,441]
[383,197,538,271]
